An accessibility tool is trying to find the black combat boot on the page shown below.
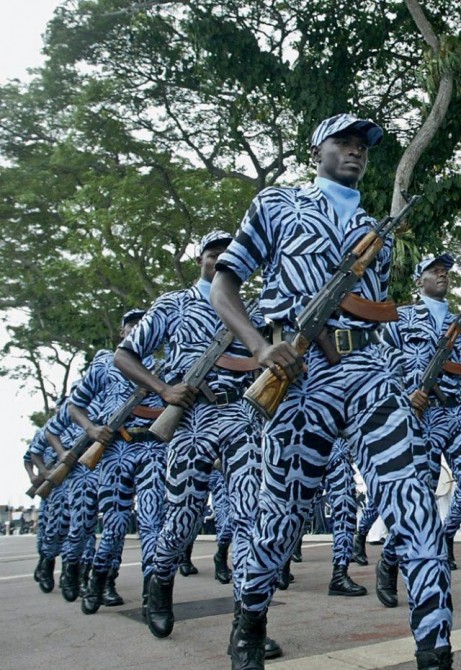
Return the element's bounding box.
[146,575,175,638]
[78,563,91,597]
[231,609,266,670]
[375,558,398,607]
[102,568,124,606]
[446,535,457,571]
[33,554,44,582]
[214,541,232,584]
[61,561,80,602]
[141,574,150,621]
[81,570,108,615]
[277,559,293,590]
[38,557,55,594]
[291,537,303,563]
[351,532,369,566]
[328,564,367,596]
[179,543,198,576]
[415,646,453,669]
[227,601,283,660]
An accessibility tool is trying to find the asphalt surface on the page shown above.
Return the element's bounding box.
[1,534,461,670]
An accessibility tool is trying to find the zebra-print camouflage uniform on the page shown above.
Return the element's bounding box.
[46,396,100,572]
[29,427,70,563]
[215,182,452,658]
[70,349,167,583]
[374,299,461,573]
[119,283,264,605]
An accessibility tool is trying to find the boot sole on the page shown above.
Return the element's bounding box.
[39,581,54,594]
[103,598,124,606]
[227,645,282,660]
[328,589,368,597]
[375,591,398,607]
[82,600,100,615]
[62,590,79,602]
[147,617,175,638]
[351,557,369,566]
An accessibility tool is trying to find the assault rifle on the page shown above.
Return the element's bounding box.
[35,386,148,497]
[418,314,461,412]
[78,386,148,470]
[149,299,258,443]
[244,194,422,419]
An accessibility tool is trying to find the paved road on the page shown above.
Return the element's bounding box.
[1,534,460,670]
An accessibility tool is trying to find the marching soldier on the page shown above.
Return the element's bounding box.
[211,113,452,669]
[69,310,168,617]
[371,254,461,609]
[115,231,282,660]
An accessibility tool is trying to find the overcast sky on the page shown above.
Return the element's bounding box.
[0,1,63,507]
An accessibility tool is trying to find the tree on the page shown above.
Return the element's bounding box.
[1,0,460,409]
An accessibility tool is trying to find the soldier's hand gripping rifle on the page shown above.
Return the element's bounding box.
[35,386,148,497]
[26,474,45,499]
[78,386,149,470]
[415,314,461,417]
[244,194,422,419]
[149,299,258,443]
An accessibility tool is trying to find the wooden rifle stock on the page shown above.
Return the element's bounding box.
[148,404,185,443]
[36,387,148,493]
[244,195,421,419]
[26,473,45,498]
[78,441,107,470]
[244,334,308,419]
[35,450,81,499]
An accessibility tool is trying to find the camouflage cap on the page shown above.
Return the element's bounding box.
[311,113,384,148]
[198,230,233,256]
[413,253,454,280]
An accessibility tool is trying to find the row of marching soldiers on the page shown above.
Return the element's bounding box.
[24,231,461,665]
[22,113,461,670]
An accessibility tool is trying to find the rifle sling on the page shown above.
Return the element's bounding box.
[131,406,165,419]
[214,353,260,372]
[339,293,398,322]
[443,360,461,376]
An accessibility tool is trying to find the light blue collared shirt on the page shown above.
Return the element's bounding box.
[195,277,212,302]
[315,177,361,230]
[420,295,449,334]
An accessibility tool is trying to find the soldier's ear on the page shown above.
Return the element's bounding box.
[311,145,321,163]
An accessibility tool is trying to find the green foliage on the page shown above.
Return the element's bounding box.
[1,0,461,413]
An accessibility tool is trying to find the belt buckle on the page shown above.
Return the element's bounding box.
[214,391,229,408]
[334,329,353,355]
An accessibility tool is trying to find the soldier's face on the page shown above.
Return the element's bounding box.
[417,263,449,301]
[313,130,369,188]
[197,243,230,282]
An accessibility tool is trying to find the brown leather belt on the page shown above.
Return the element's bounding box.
[328,329,381,355]
[195,388,245,407]
[118,425,159,442]
[131,406,164,419]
